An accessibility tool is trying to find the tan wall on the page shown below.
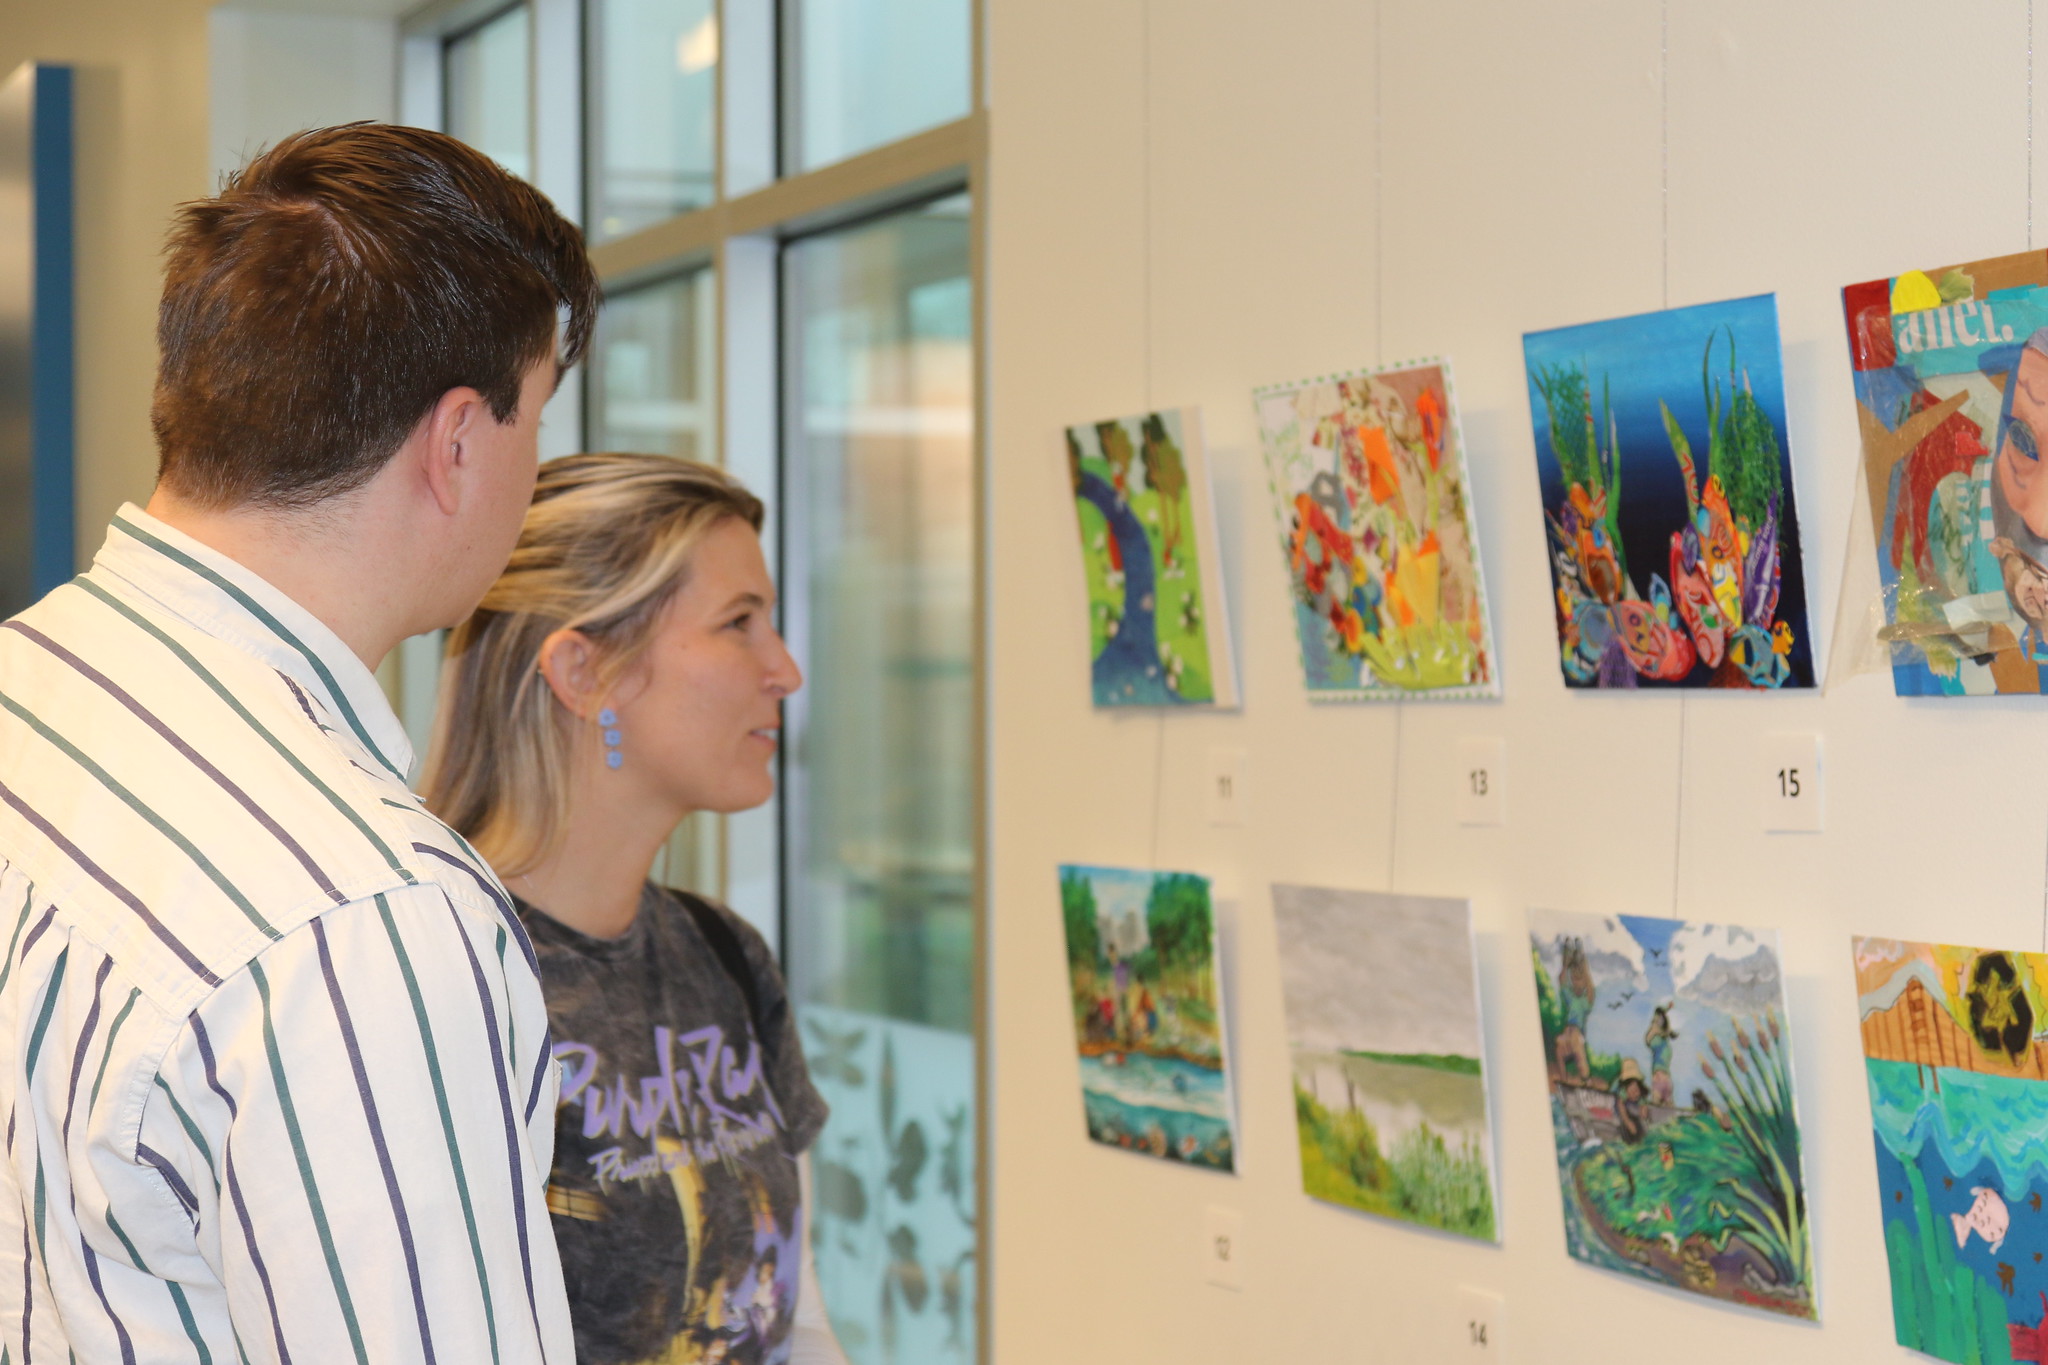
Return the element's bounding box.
[986,1,2048,1362]
[0,0,216,557]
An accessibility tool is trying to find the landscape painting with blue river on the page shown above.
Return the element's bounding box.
[1059,864,1236,1171]
[1855,937,2048,1363]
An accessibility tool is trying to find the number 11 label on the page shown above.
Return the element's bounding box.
[1761,732,1822,833]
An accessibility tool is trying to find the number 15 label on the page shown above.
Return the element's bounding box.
[1761,732,1822,833]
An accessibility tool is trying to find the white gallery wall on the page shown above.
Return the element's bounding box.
[209,5,399,184]
[0,0,217,553]
[985,1,2048,1361]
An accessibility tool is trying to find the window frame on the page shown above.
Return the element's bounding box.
[397,3,989,1357]
[439,0,529,149]
[581,0,722,244]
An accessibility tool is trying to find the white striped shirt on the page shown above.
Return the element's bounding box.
[0,505,573,1363]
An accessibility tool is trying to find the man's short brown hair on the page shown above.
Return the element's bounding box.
[152,122,601,509]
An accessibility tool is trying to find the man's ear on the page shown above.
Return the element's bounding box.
[536,628,603,719]
[419,386,489,518]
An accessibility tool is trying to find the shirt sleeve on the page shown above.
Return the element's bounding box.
[723,903,830,1152]
[133,881,572,1365]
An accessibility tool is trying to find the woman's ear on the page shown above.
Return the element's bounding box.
[536,629,603,718]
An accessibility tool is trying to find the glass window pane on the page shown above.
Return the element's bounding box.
[788,0,970,172]
[587,267,717,461]
[588,0,717,242]
[443,4,532,181]
[782,196,975,1365]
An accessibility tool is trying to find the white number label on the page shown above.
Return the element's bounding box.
[1207,748,1246,827]
[1762,732,1822,833]
[1455,737,1506,826]
[1201,1206,1243,1291]
[1456,1285,1505,1357]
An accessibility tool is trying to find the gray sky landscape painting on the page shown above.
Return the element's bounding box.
[1272,885,1484,1057]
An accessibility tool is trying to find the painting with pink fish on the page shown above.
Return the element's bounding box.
[1856,937,2048,1361]
[1521,295,1814,689]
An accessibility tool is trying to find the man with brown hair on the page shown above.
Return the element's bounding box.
[0,123,599,1363]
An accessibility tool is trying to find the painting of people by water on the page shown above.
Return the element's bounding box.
[1271,886,1497,1241]
[1058,864,1235,1171]
[1854,937,2048,1362]
[1528,909,1815,1319]
[1522,295,1815,689]
[1064,409,1238,707]
[1252,358,1498,700]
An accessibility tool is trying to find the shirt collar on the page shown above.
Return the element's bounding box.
[89,504,414,781]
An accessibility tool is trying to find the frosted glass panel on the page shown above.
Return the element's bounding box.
[783,197,974,1365]
[801,1004,976,1365]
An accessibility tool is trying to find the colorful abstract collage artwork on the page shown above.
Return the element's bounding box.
[1854,938,2048,1362]
[1528,909,1815,1319]
[1064,409,1238,706]
[1253,359,1497,699]
[1272,886,1499,1241]
[1522,295,1815,689]
[1058,864,1236,1170]
[1842,251,2048,695]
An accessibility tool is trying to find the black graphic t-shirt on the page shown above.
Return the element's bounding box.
[516,884,829,1365]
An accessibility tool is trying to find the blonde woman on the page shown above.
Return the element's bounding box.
[422,453,845,1365]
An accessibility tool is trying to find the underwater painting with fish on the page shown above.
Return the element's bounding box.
[1521,295,1814,689]
[1855,937,2048,1362]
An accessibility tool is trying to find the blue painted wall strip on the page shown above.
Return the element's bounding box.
[30,65,73,596]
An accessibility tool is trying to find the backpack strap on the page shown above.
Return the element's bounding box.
[678,891,768,1049]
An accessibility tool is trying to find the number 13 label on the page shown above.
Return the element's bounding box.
[1455,737,1505,826]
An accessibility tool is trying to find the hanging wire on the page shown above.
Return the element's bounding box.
[1384,706,1405,890]
[2014,45,2037,956]
[1373,0,1385,365]
[1369,0,1408,890]
[1661,0,1688,916]
[1139,0,1170,870]
[1660,0,1671,310]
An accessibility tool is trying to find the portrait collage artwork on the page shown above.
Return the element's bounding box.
[1843,249,2048,695]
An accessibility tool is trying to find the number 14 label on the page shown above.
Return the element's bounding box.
[1761,732,1822,833]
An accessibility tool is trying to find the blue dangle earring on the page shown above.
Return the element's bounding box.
[599,708,623,770]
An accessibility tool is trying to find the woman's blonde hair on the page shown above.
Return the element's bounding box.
[419,452,765,876]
